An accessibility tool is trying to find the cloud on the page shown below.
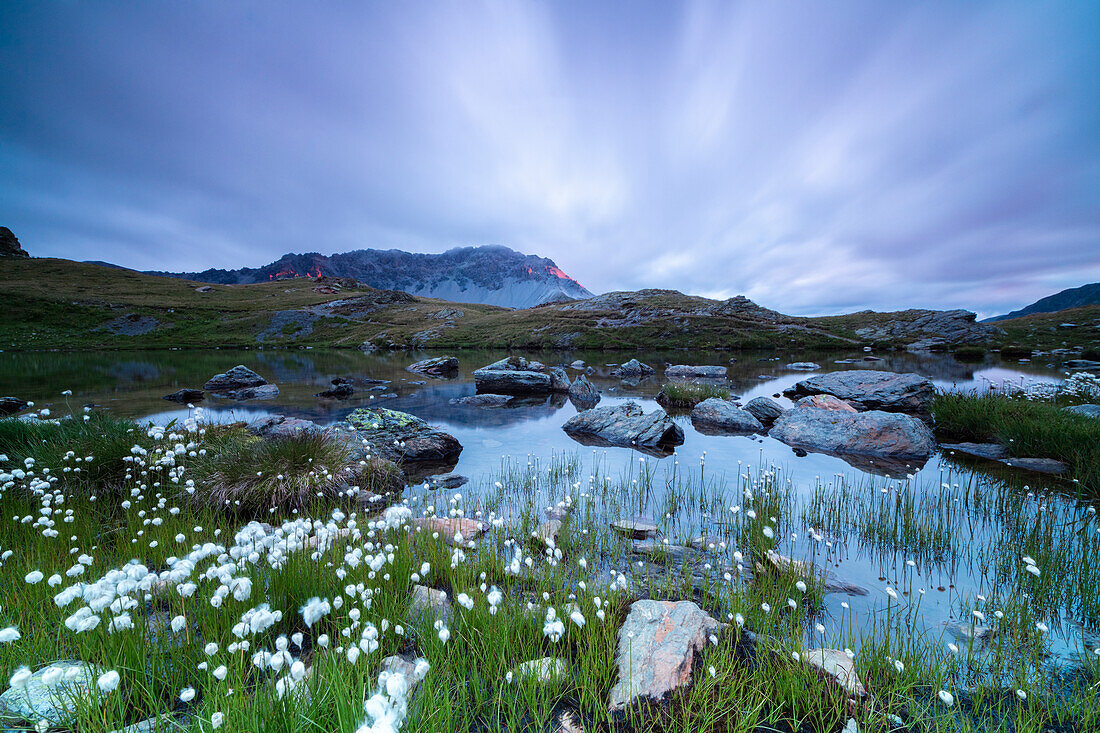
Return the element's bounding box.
[0,0,1097,317]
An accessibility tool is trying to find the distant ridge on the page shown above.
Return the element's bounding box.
[985,282,1100,322]
[144,245,592,309]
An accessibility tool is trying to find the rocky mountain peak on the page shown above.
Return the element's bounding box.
[0,227,29,258]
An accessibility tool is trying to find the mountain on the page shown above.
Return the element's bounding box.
[145,245,593,308]
[985,282,1100,322]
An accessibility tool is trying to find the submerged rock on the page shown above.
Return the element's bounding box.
[611,518,658,539]
[608,600,719,711]
[611,359,654,378]
[562,402,684,454]
[786,362,821,370]
[744,396,785,425]
[426,473,469,489]
[407,356,459,377]
[999,457,1068,475]
[690,398,763,434]
[941,442,1009,460]
[769,404,936,461]
[665,364,728,379]
[450,393,513,407]
[340,407,462,467]
[570,360,586,369]
[784,369,933,417]
[163,388,204,404]
[316,381,355,399]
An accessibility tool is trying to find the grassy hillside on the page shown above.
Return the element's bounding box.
[2,257,1092,352]
[990,304,1100,356]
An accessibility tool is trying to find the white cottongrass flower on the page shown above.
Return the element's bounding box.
[300,597,331,627]
[9,667,32,690]
[211,712,225,729]
[456,593,474,611]
[97,670,121,693]
[938,689,954,706]
[543,608,565,643]
[24,570,44,584]
[570,609,586,628]
[0,627,19,643]
[180,687,196,702]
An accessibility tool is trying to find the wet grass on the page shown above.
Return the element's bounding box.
[656,383,732,408]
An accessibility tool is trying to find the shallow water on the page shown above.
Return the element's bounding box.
[1,347,1095,666]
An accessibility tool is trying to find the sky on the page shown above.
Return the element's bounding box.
[1,1,1098,318]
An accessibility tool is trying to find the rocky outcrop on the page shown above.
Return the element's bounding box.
[163,388,204,404]
[608,600,719,711]
[690,398,763,434]
[407,356,459,377]
[0,227,29,258]
[0,397,30,416]
[784,370,933,416]
[744,396,785,425]
[665,365,727,379]
[473,356,569,394]
[562,402,684,454]
[611,359,655,378]
[769,403,936,461]
[204,365,280,400]
[568,374,600,408]
[340,407,462,467]
[852,309,1000,346]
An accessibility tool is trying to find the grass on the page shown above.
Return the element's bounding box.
[1,408,1099,732]
[932,386,1100,489]
[655,383,731,408]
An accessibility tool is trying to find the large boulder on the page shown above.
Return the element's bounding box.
[562,402,684,454]
[407,356,459,377]
[784,369,933,416]
[611,359,655,378]
[568,374,600,409]
[690,398,763,434]
[769,404,936,461]
[0,227,29,258]
[204,365,279,400]
[744,396,785,425]
[473,356,568,394]
[340,407,462,467]
[0,660,108,726]
[665,365,728,380]
[608,600,719,711]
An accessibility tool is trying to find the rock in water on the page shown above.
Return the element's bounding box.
[941,442,1009,460]
[784,370,933,417]
[690,398,763,434]
[786,362,821,370]
[163,388,204,404]
[611,359,655,378]
[1065,404,1100,419]
[665,365,728,379]
[0,227,29,258]
[568,374,600,408]
[0,397,30,416]
[802,648,867,698]
[608,600,719,711]
[744,396,785,425]
[340,407,462,466]
[562,402,684,454]
[0,660,108,726]
[450,394,513,407]
[316,382,355,399]
[252,415,323,440]
[769,405,935,461]
[407,356,459,377]
[473,356,569,394]
[204,365,279,400]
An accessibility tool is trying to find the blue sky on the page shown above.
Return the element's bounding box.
[1,1,1098,317]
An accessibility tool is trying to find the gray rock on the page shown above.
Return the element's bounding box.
[230,383,280,400]
[427,473,469,489]
[0,227,30,258]
[802,649,867,698]
[851,309,1000,345]
[163,388,204,404]
[570,360,586,369]
[108,716,181,733]
[450,394,513,407]
[0,397,29,416]
[410,585,451,621]
[1065,404,1100,419]
[611,359,654,378]
[562,402,684,454]
[407,356,459,377]
[690,398,763,434]
[0,660,107,726]
[1065,360,1100,370]
[472,356,567,394]
[341,407,462,466]
[567,375,600,408]
[744,396,785,425]
[769,406,936,461]
[784,369,933,416]
[535,519,563,546]
[252,416,324,440]
[941,442,1009,460]
[998,457,1068,475]
[204,365,268,392]
[611,518,658,539]
[665,365,728,379]
[316,382,355,399]
[786,362,821,370]
[608,600,719,711]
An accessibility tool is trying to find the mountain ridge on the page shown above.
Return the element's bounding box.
[985,282,1100,322]
[143,245,594,309]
